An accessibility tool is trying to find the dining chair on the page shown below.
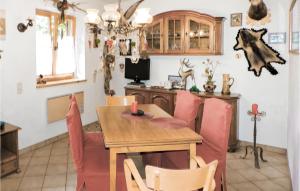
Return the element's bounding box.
[124,156,218,191]
[161,98,233,191]
[106,95,136,106]
[142,90,202,167]
[66,95,127,191]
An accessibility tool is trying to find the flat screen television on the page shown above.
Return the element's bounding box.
[125,58,150,84]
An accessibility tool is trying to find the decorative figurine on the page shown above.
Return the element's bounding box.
[241,104,267,169]
[178,58,195,89]
[202,59,220,93]
[221,74,234,95]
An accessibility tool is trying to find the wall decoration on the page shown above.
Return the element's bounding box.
[231,13,243,27]
[234,28,286,77]
[178,58,195,89]
[119,63,125,73]
[202,59,220,93]
[119,39,132,56]
[103,38,116,95]
[289,0,300,54]
[0,10,5,40]
[17,19,33,32]
[268,32,286,44]
[247,0,271,26]
[46,0,86,23]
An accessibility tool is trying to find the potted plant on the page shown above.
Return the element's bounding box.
[202,59,220,93]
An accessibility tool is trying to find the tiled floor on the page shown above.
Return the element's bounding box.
[1,124,292,191]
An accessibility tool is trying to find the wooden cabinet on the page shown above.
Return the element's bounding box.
[145,11,224,55]
[125,86,240,152]
[150,92,174,115]
[146,18,164,54]
[1,123,21,177]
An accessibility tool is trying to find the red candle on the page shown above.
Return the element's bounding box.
[252,104,258,115]
[131,101,138,113]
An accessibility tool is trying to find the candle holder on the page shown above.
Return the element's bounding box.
[241,106,267,169]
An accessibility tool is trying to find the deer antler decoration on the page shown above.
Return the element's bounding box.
[178,58,195,88]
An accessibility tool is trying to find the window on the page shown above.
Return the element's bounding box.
[36,9,77,83]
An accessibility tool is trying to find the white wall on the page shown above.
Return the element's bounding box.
[112,0,290,148]
[0,0,106,149]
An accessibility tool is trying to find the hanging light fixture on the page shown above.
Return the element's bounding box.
[132,8,153,26]
[101,4,121,33]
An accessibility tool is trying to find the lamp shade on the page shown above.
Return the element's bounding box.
[86,9,101,24]
[101,4,121,22]
[133,8,153,25]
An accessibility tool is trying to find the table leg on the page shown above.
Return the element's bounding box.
[109,149,117,191]
[189,143,197,169]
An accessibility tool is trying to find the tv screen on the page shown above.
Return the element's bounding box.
[125,58,150,83]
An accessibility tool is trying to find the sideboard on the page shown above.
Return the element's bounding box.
[125,86,240,152]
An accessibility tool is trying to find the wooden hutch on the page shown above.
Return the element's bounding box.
[145,10,224,55]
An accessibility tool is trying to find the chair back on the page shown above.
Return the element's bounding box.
[174,90,202,130]
[66,96,84,171]
[106,95,136,106]
[145,161,218,191]
[200,98,232,157]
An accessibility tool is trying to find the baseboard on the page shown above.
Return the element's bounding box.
[19,121,99,156]
[239,141,287,155]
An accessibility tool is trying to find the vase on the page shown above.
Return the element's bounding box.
[203,81,216,93]
[222,74,234,95]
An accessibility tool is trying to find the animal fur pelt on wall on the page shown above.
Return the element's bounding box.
[234,28,286,77]
[247,0,271,26]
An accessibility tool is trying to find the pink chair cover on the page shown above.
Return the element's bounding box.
[66,96,127,191]
[161,98,232,191]
[174,90,202,130]
[143,91,202,167]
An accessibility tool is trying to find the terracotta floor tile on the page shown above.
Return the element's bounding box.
[0,177,21,191]
[19,176,44,189]
[226,169,248,184]
[42,187,66,191]
[272,177,292,190]
[227,184,238,191]
[272,164,290,176]
[46,164,67,175]
[237,168,268,181]
[253,180,286,191]
[43,175,67,188]
[227,159,251,170]
[49,155,68,164]
[24,165,47,177]
[51,148,68,156]
[29,156,50,166]
[231,182,261,191]
[33,147,52,157]
[259,166,286,179]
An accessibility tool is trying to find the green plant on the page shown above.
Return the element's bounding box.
[189,85,200,93]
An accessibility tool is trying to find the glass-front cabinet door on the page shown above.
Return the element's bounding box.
[185,16,214,54]
[164,16,185,54]
[146,18,164,54]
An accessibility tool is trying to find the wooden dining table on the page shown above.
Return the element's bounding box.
[96,104,203,191]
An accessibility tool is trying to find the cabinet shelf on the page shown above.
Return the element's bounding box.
[145,10,224,55]
[1,149,17,164]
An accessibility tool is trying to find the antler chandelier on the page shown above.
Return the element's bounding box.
[86,0,153,36]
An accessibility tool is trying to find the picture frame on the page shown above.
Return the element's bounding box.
[119,39,132,56]
[0,10,5,40]
[230,13,243,27]
[289,0,300,54]
[268,32,286,44]
[168,75,186,89]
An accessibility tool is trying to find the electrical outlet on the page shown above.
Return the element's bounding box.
[17,82,23,94]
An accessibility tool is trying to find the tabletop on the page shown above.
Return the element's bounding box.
[96,104,202,148]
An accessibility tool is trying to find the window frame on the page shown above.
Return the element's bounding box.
[36,9,77,83]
